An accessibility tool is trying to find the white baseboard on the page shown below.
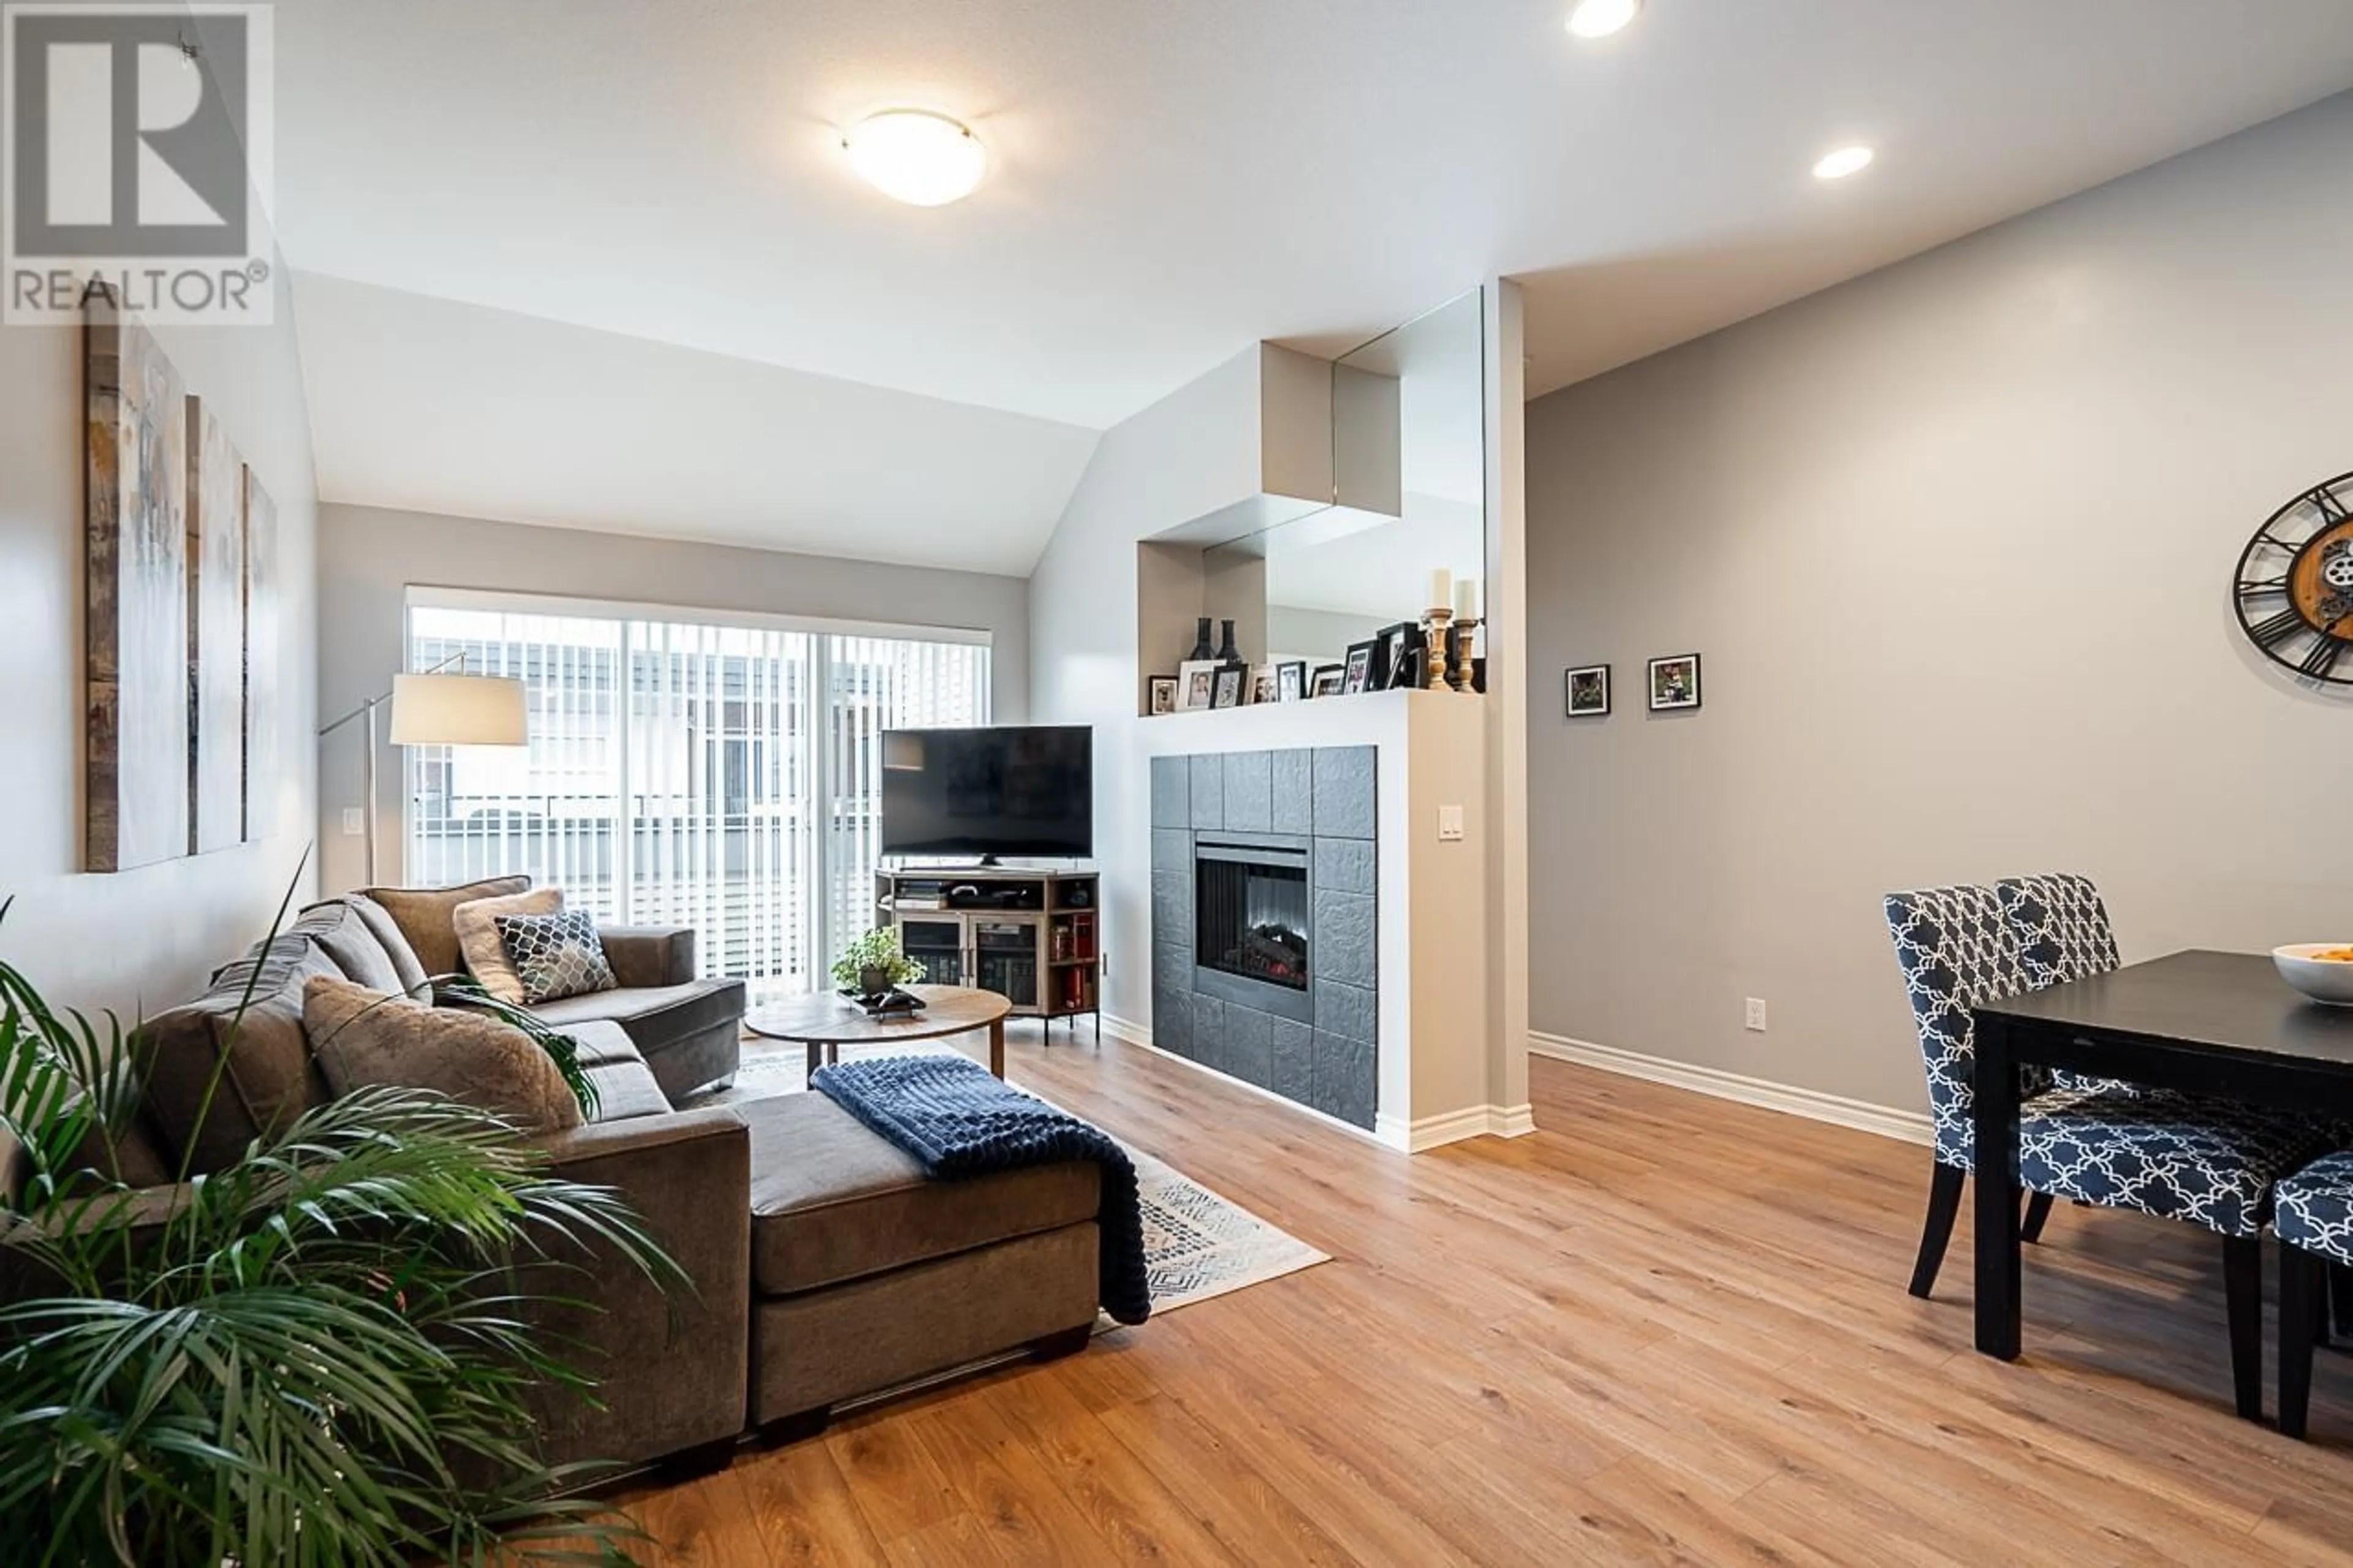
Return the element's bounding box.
[1099,1016,1534,1154]
[1377,1103,1539,1152]
[1528,1031,1930,1147]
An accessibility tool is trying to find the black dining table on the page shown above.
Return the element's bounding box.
[1973,949,2353,1365]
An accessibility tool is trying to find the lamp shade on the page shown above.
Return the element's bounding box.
[387,673,528,747]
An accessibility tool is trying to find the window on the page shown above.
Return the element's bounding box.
[405,594,990,1003]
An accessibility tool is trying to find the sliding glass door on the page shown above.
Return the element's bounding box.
[406,596,988,1002]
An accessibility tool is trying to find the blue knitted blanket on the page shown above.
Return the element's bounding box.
[810,1055,1151,1325]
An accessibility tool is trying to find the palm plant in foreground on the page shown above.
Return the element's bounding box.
[0,889,683,1566]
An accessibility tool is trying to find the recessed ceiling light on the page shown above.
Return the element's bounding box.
[1566,0,1642,39]
[841,110,987,206]
[1813,145,1876,181]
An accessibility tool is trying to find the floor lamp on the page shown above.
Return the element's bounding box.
[317,653,529,885]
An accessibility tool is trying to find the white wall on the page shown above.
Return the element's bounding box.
[316,503,1031,893]
[1028,350,1278,1031]
[1525,93,2353,1115]
[0,275,320,1020]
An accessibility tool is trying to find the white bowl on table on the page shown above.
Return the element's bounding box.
[2273,944,2353,1006]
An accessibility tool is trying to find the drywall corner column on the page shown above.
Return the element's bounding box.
[1483,276,1532,1119]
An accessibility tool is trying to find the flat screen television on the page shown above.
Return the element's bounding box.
[879,725,1094,862]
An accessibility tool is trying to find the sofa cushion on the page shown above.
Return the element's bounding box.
[300,900,409,995]
[64,1104,173,1189]
[362,876,531,979]
[452,886,563,1002]
[346,895,431,997]
[304,977,583,1134]
[740,1092,1100,1297]
[138,937,342,1175]
[530,980,743,1056]
[563,1017,650,1070]
[585,1058,673,1123]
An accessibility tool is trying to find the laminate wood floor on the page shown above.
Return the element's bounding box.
[601,1026,2353,1566]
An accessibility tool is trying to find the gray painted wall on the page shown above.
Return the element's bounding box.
[1525,91,2353,1116]
[0,275,320,1019]
[317,503,1030,893]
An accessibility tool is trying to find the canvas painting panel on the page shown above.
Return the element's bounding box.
[188,398,246,854]
[85,289,190,872]
[243,468,279,841]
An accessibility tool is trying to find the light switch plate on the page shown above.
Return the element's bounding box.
[341,808,365,837]
[1437,805,1466,842]
[1745,998,1768,1032]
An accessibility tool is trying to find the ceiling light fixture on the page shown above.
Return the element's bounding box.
[1566,0,1642,38]
[1813,145,1876,181]
[841,110,987,206]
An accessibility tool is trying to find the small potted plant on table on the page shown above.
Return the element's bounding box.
[832,927,926,1006]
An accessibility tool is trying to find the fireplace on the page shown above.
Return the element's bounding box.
[1194,835,1312,1023]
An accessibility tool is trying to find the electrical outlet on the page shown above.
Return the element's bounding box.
[1744,998,1768,1032]
[1436,805,1466,842]
[341,807,365,837]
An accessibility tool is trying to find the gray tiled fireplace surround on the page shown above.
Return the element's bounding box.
[1150,747,1377,1130]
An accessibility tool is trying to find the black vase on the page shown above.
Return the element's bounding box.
[1216,619,1239,662]
[1189,617,1215,662]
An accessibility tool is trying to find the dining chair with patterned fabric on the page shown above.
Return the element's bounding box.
[1885,882,2059,1298]
[2273,1151,2353,1439]
[1885,881,2328,1418]
[1996,872,2139,1097]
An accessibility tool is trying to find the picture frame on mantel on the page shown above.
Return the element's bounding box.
[1178,659,1220,711]
[1148,676,1178,716]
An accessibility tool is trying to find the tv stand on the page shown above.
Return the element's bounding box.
[875,865,1100,1040]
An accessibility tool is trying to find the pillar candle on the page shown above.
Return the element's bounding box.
[1453,577,1480,621]
[1428,567,1452,612]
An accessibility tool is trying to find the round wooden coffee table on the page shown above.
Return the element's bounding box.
[744,985,1014,1079]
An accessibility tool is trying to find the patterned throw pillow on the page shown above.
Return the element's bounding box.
[493,910,618,1006]
[451,886,563,1003]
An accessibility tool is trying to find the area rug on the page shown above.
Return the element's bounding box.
[685,1042,1327,1317]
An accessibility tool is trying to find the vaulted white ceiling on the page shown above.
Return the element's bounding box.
[271,0,2353,572]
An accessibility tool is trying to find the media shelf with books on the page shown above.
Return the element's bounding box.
[874,865,1101,1040]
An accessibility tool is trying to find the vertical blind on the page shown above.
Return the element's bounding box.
[406,599,989,1002]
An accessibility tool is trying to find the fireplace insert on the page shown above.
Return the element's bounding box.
[1194,835,1311,1022]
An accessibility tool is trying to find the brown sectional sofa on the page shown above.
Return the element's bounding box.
[39,880,1108,1479]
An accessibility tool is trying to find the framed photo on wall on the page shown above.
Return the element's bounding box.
[1148,676,1178,716]
[1565,664,1610,718]
[1648,653,1702,712]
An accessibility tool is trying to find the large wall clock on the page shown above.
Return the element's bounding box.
[2234,470,2353,686]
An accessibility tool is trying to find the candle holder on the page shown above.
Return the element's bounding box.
[1452,619,1485,693]
[1422,608,1453,691]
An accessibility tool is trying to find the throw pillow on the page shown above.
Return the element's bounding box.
[451,886,563,1003]
[494,910,618,1006]
[359,876,532,979]
[301,977,584,1134]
